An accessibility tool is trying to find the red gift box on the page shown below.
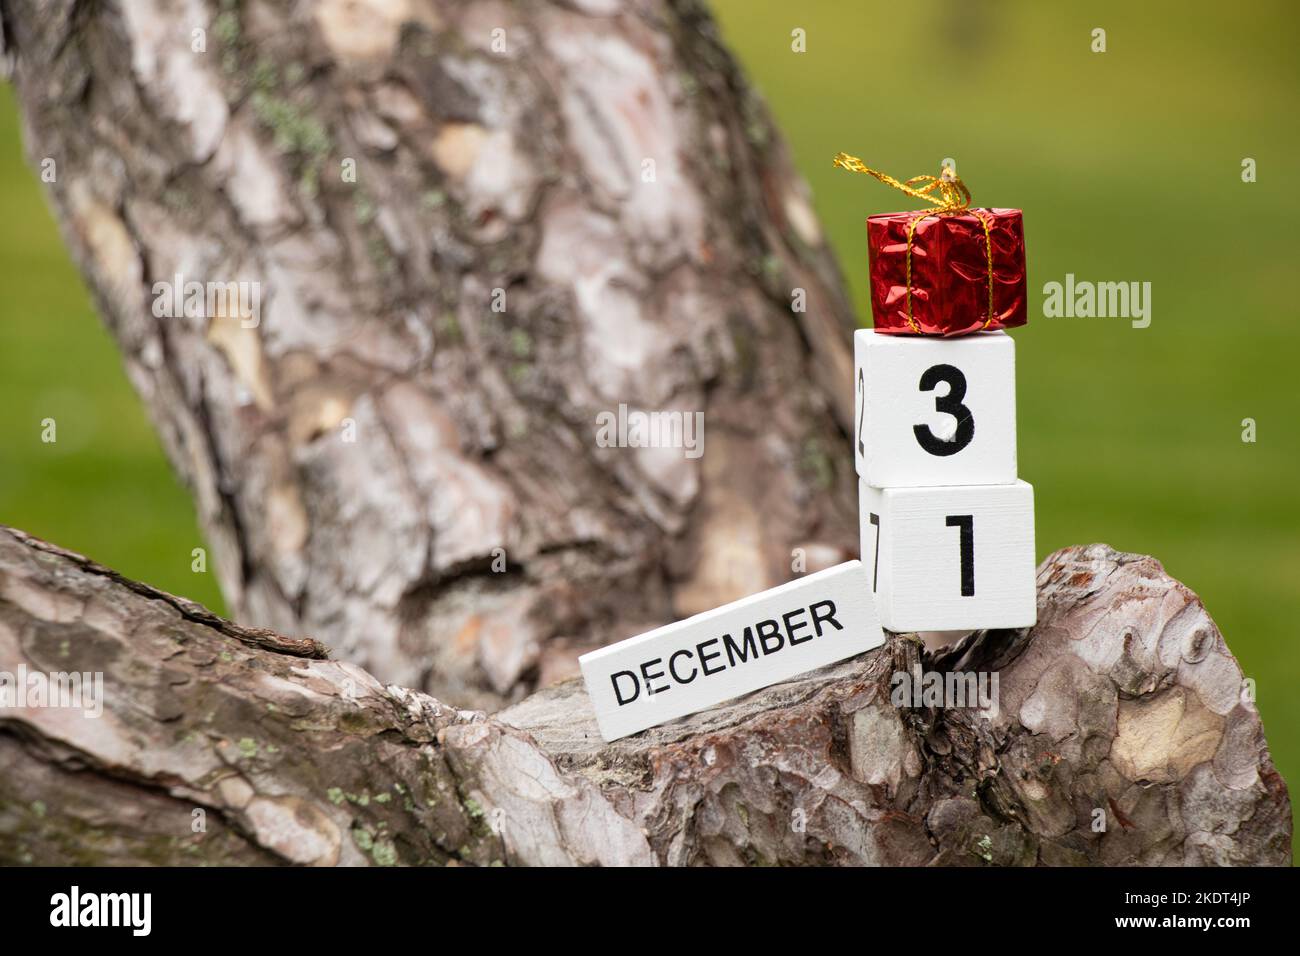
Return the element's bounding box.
[867,208,1027,336]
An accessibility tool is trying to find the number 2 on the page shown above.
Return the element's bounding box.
[945,514,975,596]
[857,368,866,456]
[914,364,974,456]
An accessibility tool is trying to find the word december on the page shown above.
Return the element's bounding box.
[610,599,842,705]
[581,561,881,741]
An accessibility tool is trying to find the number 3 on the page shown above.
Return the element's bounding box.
[914,364,974,456]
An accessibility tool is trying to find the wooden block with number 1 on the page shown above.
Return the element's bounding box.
[854,329,1017,487]
[859,479,1037,633]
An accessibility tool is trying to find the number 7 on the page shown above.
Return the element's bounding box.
[868,512,880,592]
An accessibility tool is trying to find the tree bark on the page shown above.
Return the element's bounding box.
[2,0,860,709]
[0,526,1289,866]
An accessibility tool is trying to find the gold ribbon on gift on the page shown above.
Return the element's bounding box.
[833,153,995,333]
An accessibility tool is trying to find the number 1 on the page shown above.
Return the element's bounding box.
[868,512,880,591]
[945,514,974,596]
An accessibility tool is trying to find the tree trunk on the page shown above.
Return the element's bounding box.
[2,0,860,710]
[0,527,1288,865]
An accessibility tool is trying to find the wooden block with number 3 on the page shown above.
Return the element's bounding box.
[854,329,1017,487]
[859,479,1037,632]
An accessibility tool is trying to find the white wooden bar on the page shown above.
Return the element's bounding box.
[580,561,884,741]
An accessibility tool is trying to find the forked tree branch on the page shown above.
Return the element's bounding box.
[1,0,863,710]
[0,527,1288,865]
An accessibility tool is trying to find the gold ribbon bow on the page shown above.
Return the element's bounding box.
[833,153,994,333]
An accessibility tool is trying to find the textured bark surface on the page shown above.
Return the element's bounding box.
[2,0,860,710]
[0,527,1288,866]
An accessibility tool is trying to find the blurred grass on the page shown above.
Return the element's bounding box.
[0,85,224,612]
[0,0,1294,851]
[711,0,1299,842]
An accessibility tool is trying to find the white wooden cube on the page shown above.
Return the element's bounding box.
[854,329,1017,487]
[859,479,1037,632]
[580,561,885,741]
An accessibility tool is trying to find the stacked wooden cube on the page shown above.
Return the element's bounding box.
[847,158,1037,634]
[854,329,1036,632]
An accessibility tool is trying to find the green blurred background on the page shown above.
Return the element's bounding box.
[1,0,1296,850]
[711,0,1299,837]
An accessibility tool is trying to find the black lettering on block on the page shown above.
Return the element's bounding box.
[669,649,698,684]
[697,638,725,676]
[783,607,812,644]
[640,658,669,696]
[724,628,758,666]
[757,619,784,655]
[611,670,640,706]
[810,599,842,636]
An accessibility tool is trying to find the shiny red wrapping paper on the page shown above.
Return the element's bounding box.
[866,208,1028,336]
